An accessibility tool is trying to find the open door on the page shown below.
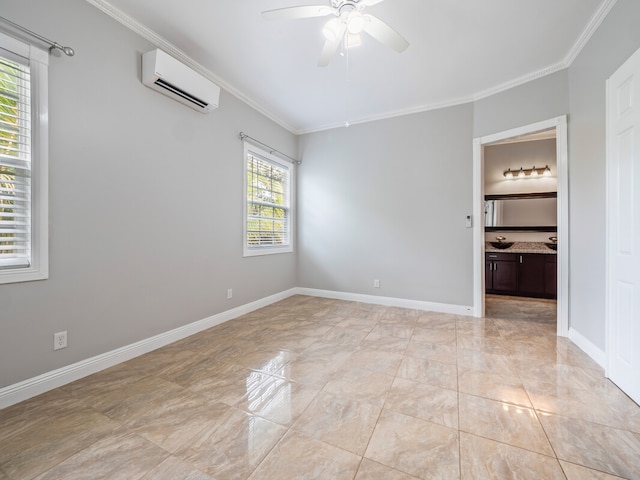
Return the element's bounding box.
[606,47,640,404]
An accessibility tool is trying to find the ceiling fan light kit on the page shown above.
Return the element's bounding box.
[346,10,366,35]
[262,0,409,66]
[323,17,343,41]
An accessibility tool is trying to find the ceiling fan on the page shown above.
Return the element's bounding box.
[262,0,409,66]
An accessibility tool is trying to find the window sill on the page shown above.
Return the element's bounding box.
[243,245,293,257]
[0,266,49,285]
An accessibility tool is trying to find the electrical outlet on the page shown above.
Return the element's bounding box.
[227,288,233,299]
[374,279,380,288]
[53,331,67,350]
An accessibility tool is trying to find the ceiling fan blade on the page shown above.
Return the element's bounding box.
[318,24,346,66]
[358,0,385,6]
[362,14,409,53]
[262,5,333,20]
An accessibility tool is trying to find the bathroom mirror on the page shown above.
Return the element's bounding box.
[485,192,557,232]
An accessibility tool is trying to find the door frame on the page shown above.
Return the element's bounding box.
[472,115,569,338]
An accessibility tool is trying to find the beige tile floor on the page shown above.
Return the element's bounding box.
[1,294,640,479]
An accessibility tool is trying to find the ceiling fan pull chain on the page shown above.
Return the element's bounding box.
[345,44,350,127]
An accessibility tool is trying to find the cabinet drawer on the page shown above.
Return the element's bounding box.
[485,252,517,262]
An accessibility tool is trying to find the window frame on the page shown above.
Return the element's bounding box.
[0,32,49,285]
[242,141,294,257]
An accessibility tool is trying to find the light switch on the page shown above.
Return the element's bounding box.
[465,215,472,228]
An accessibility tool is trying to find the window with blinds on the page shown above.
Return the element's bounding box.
[243,144,293,256]
[0,32,48,284]
[0,55,31,269]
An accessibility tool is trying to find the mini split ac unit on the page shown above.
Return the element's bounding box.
[142,49,220,113]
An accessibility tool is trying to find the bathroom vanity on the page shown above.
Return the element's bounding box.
[485,242,557,299]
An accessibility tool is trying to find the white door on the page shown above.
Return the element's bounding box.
[607,47,640,404]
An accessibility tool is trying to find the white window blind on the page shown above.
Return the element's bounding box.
[244,145,292,256]
[0,32,48,285]
[0,54,31,269]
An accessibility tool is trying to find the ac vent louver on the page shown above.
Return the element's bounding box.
[153,78,208,109]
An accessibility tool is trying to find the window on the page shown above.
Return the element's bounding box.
[243,142,293,256]
[0,32,48,284]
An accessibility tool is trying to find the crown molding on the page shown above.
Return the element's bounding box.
[563,0,618,66]
[85,0,298,134]
[290,0,620,135]
[302,0,618,135]
[299,59,568,134]
[297,94,476,134]
[472,61,568,103]
[86,0,617,136]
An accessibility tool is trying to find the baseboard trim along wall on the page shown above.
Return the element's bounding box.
[0,288,298,410]
[296,287,474,316]
[568,327,607,369]
[3,288,595,410]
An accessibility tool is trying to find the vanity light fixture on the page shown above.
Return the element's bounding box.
[503,165,552,179]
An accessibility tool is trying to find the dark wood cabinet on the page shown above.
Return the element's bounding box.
[486,252,556,299]
[517,254,545,296]
[544,255,557,297]
[486,253,517,293]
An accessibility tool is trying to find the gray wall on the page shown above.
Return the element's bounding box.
[484,139,557,195]
[474,70,569,138]
[0,0,297,387]
[296,72,566,310]
[298,105,475,306]
[483,140,558,243]
[567,0,640,350]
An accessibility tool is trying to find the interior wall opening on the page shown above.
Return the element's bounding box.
[483,130,558,326]
[472,116,569,337]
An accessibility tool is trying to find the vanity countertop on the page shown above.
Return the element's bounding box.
[485,241,557,254]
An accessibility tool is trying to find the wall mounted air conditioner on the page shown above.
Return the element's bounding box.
[142,49,220,113]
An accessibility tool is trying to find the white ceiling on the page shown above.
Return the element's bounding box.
[91,0,613,134]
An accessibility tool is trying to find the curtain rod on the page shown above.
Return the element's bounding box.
[239,132,301,165]
[0,16,75,57]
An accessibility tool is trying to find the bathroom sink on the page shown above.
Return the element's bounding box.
[545,243,557,251]
[490,242,514,249]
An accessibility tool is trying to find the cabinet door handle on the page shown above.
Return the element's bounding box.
[520,255,523,263]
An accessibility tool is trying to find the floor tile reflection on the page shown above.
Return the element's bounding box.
[1,294,639,479]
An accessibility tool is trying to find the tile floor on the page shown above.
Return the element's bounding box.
[1,294,640,479]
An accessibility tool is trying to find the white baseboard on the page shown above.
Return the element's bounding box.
[568,327,607,369]
[0,288,298,410]
[0,287,474,409]
[295,287,474,316]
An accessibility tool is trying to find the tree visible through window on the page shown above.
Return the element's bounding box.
[243,145,292,256]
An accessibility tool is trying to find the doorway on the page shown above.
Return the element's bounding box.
[472,116,569,338]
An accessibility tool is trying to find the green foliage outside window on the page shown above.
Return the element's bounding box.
[246,154,288,247]
[0,59,21,254]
